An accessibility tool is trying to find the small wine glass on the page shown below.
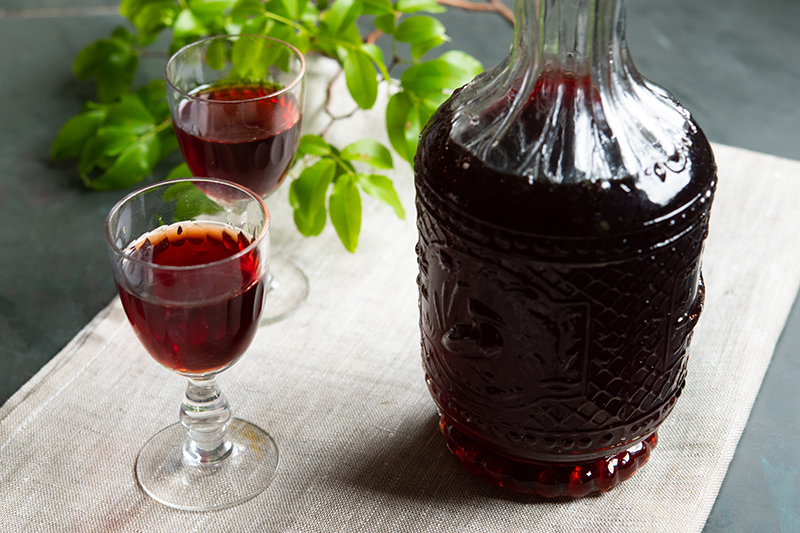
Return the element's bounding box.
[105,178,277,510]
[165,34,308,324]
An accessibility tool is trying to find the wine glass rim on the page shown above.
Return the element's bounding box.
[164,34,306,104]
[104,177,270,272]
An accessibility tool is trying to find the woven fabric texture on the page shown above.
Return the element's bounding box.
[2,60,800,532]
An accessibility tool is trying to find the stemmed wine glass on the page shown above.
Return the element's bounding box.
[165,34,307,324]
[105,178,277,510]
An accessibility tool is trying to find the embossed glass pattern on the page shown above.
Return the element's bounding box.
[415,0,717,497]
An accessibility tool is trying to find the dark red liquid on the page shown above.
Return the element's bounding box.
[440,416,657,498]
[174,84,300,197]
[117,222,265,375]
[414,81,716,496]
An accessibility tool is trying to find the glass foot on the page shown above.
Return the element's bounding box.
[440,415,656,498]
[135,419,279,511]
[261,257,309,325]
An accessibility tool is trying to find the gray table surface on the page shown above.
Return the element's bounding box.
[1,1,798,531]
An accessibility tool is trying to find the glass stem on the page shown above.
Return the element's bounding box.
[180,376,233,466]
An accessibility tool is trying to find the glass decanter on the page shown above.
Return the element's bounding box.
[415,0,717,498]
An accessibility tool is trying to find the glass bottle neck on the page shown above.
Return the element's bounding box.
[514,0,623,73]
[450,0,694,186]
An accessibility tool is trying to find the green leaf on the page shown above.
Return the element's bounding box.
[279,0,305,20]
[385,91,431,164]
[105,96,157,134]
[205,37,229,70]
[360,43,389,81]
[329,175,361,252]
[135,79,170,121]
[422,92,448,109]
[437,50,483,78]
[340,140,393,169]
[94,127,141,156]
[385,91,413,162]
[263,0,291,17]
[76,94,161,182]
[405,99,429,163]
[97,56,139,104]
[267,23,310,57]
[343,47,379,109]
[396,0,445,13]
[157,126,179,160]
[230,34,284,80]
[289,159,336,236]
[298,134,332,157]
[224,19,244,35]
[73,40,111,79]
[301,0,320,22]
[131,1,179,45]
[79,126,139,175]
[410,35,446,59]
[338,20,366,45]
[374,13,395,34]
[401,57,476,94]
[357,173,405,219]
[187,0,237,18]
[120,0,147,19]
[146,137,164,170]
[165,162,194,180]
[231,36,260,78]
[360,0,394,15]
[110,26,136,45]
[231,0,265,21]
[51,107,107,160]
[394,15,446,43]
[73,35,139,103]
[119,0,176,23]
[321,0,363,37]
[173,8,209,39]
[237,12,268,34]
[85,135,161,190]
[162,181,224,219]
[329,144,357,174]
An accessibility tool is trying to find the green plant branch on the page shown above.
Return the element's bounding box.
[437,0,514,23]
[259,10,307,34]
[328,151,356,180]
[52,0,508,252]
[147,117,173,139]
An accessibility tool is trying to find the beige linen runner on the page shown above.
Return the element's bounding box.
[3,60,800,532]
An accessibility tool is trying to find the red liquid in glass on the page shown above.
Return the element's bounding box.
[415,80,716,496]
[117,222,266,375]
[174,84,300,197]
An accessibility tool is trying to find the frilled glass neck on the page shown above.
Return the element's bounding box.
[450,0,694,186]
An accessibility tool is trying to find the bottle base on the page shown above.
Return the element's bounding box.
[440,415,657,498]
